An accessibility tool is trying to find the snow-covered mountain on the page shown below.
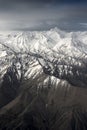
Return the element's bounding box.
[0,28,87,54]
[0,27,87,87]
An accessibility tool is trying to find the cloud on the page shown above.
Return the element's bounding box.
[0,0,87,31]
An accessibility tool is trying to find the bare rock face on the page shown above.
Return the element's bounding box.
[0,66,20,108]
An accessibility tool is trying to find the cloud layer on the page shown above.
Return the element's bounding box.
[0,0,87,31]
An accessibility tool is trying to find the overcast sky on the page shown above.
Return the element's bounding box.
[0,0,87,31]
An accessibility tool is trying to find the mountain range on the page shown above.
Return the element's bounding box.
[0,28,87,130]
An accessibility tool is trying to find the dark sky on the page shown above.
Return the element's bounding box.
[0,0,87,31]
